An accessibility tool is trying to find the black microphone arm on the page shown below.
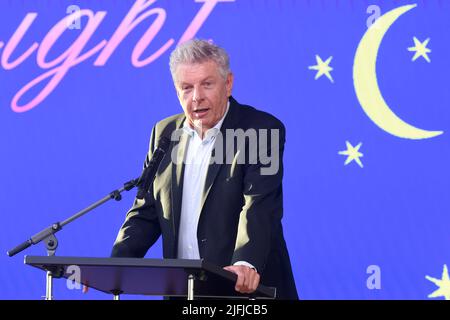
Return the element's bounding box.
[7,136,171,257]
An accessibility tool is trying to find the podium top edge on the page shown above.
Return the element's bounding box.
[24,255,205,269]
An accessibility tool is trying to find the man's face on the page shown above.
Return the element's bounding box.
[175,60,233,133]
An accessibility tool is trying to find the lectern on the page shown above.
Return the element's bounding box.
[25,256,276,300]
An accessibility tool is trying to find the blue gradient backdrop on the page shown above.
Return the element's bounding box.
[1,0,449,299]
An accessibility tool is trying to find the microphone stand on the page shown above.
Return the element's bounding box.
[7,177,141,300]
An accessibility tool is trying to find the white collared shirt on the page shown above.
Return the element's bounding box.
[176,102,255,271]
[177,102,229,259]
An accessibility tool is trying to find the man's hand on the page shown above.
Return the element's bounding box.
[223,265,260,294]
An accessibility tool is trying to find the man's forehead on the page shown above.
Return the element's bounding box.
[176,61,220,81]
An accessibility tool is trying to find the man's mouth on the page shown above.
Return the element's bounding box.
[193,108,210,117]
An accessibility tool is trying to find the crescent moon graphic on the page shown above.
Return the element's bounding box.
[353,4,443,139]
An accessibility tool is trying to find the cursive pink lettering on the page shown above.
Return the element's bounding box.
[179,0,236,44]
[2,13,39,70]
[12,10,107,112]
[0,0,235,112]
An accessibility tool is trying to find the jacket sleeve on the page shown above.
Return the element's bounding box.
[111,126,162,258]
[231,120,286,273]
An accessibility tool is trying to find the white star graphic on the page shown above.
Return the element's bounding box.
[426,264,450,300]
[338,141,364,168]
[408,37,431,63]
[308,55,334,83]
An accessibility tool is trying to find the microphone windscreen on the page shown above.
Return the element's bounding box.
[157,136,170,152]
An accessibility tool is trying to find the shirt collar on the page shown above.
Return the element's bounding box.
[183,100,230,141]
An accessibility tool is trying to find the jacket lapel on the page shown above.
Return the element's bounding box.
[199,97,239,216]
[171,118,189,244]
[170,97,240,243]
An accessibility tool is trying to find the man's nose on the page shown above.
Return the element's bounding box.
[192,86,204,103]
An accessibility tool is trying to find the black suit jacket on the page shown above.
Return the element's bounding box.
[111,97,298,299]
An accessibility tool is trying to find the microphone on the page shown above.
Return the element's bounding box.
[136,136,170,199]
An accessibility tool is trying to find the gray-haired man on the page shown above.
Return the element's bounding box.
[112,39,298,299]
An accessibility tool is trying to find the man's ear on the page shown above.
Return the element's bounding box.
[226,72,234,97]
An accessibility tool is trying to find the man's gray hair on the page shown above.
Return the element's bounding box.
[169,39,230,83]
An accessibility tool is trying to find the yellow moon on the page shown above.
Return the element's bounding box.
[353,4,443,139]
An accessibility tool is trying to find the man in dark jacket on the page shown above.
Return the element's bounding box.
[111,39,298,299]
